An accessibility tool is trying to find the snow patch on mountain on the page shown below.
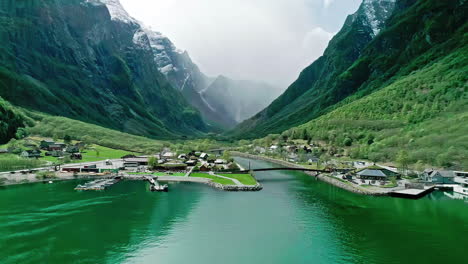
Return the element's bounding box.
[362,0,396,36]
[132,29,151,51]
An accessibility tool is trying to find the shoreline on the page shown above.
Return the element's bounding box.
[231,151,389,196]
[0,171,262,192]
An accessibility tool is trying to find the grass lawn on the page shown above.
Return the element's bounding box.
[41,145,139,163]
[217,173,257,185]
[190,172,235,185]
[153,172,186,176]
[383,183,398,188]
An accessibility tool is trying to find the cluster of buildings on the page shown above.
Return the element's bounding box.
[122,150,239,173]
[1,139,84,160]
[254,144,321,164]
[35,139,83,160]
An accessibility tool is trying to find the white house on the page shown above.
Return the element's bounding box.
[200,153,209,160]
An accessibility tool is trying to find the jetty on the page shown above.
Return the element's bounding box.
[145,176,168,192]
[390,186,435,199]
[74,178,120,191]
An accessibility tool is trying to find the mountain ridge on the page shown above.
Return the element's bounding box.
[0,0,209,139]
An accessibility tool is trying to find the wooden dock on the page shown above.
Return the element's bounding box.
[390,186,435,199]
[144,176,168,192]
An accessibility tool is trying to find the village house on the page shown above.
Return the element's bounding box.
[124,157,149,166]
[21,150,42,159]
[200,153,209,160]
[357,166,400,181]
[178,154,188,160]
[422,170,455,184]
[214,159,227,165]
[48,143,66,151]
[185,160,198,166]
[0,149,8,154]
[199,163,211,172]
[40,139,55,150]
[269,145,279,151]
[162,152,176,159]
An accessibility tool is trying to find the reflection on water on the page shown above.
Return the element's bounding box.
[0,157,466,264]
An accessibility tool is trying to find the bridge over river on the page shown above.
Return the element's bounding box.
[240,167,355,174]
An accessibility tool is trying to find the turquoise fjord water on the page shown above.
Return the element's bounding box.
[0,157,466,264]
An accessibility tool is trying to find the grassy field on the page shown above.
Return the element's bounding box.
[41,145,139,164]
[217,173,257,185]
[0,154,47,172]
[190,172,235,185]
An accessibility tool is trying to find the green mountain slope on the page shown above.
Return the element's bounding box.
[0,97,30,144]
[285,44,467,168]
[0,0,207,139]
[230,0,467,139]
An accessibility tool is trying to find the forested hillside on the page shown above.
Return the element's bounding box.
[286,46,468,168]
[0,97,28,144]
[230,0,467,141]
[0,0,207,139]
[249,0,467,168]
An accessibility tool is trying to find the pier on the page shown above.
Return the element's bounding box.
[390,186,435,199]
[144,176,168,192]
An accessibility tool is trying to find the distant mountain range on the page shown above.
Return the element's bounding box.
[140,26,281,129]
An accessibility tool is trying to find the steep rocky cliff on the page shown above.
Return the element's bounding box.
[0,0,208,138]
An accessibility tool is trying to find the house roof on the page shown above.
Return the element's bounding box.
[431,170,455,178]
[358,169,387,177]
[357,168,397,178]
[125,158,148,163]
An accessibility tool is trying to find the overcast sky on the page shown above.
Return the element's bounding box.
[120,0,361,88]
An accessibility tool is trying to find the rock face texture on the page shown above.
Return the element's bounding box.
[0,0,208,138]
